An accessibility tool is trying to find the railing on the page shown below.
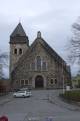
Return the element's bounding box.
[0,89,9,96]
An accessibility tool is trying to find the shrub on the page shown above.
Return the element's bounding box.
[61,90,80,102]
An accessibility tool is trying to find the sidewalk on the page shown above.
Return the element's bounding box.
[0,92,13,106]
[0,99,12,106]
[48,94,80,111]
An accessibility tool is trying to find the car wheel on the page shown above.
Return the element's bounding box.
[14,95,16,98]
[23,95,25,98]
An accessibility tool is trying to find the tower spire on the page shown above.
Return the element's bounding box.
[10,23,26,37]
[10,23,29,45]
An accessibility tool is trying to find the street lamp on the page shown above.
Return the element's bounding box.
[62,61,65,94]
[63,75,65,94]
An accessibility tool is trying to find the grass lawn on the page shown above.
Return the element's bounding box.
[60,90,80,102]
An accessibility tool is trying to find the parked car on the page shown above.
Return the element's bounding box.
[13,90,32,98]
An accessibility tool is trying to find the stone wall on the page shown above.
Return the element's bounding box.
[11,41,69,89]
[10,43,28,73]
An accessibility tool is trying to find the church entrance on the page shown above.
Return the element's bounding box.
[35,75,44,88]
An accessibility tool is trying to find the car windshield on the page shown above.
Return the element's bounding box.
[20,88,28,91]
[17,91,25,93]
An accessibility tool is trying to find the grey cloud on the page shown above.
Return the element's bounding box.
[0,0,80,76]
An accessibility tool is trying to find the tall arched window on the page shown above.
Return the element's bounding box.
[42,61,47,71]
[19,48,22,55]
[31,62,35,70]
[36,56,41,71]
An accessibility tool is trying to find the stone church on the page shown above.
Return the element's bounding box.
[9,23,71,90]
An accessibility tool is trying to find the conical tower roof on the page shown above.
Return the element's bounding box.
[10,23,27,37]
[10,23,29,45]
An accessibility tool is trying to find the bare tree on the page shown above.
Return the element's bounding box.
[0,51,9,78]
[68,17,80,65]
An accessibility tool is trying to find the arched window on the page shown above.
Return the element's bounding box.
[14,48,17,54]
[36,56,41,71]
[50,78,57,85]
[19,48,22,55]
[50,79,54,84]
[55,78,57,84]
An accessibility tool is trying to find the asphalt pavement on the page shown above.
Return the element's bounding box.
[0,90,80,121]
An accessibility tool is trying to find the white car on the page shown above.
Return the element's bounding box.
[13,90,32,98]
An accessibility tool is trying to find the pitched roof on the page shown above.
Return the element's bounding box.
[10,23,27,37]
[31,31,66,65]
[33,37,66,65]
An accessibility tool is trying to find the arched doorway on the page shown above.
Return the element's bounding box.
[35,75,44,88]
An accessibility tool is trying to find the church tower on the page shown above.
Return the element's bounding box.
[9,23,29,74]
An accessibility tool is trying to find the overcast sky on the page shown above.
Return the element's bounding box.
[0,0,80,77]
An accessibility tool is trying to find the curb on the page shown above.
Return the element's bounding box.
[0,99,12,106]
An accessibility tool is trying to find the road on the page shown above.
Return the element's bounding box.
[0,90,80,121]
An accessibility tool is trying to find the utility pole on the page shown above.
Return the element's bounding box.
[0,64,2,79]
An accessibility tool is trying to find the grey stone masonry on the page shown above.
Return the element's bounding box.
[9,25,71,90]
